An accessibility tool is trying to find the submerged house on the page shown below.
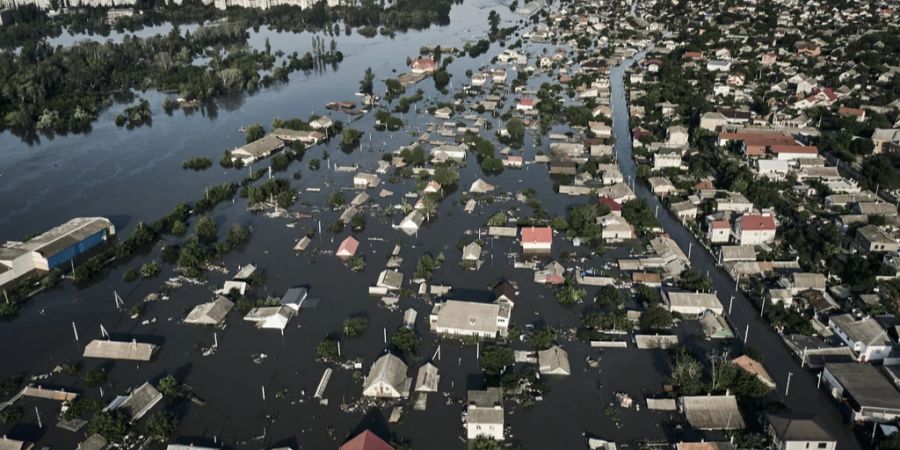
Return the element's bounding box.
[336,236,360,259]
[83,339,158,362]
[184,296,234,326]
[430,297,513,339]
[243,305,296,330]
[104,382,162,422]
[363,353,412,399]
[538,345,571,375]
[466,388,504,441]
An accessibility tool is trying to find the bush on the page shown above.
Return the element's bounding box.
[317,338,340,361]
[343,316,369,337]
[182,157,213,171]
[639,305,673,331]
[391,327,419,356]
[89,410,128,442]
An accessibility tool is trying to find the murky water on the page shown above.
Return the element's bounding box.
[0,1,861,449]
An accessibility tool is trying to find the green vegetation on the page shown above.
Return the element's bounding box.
[480,345,514,376]
[499,117,525,148]
[343,316,369,337]
[374,110,403,131]
[316,337,340,361]
[391,327,420,357]
[621,199,659,235]
[639,305,674,331]
[147,411,179,441]
[89,410,128,442]
[244,123,266,143]
[182,157,213,171]
[114,99,151,128]
[555,275,586,305]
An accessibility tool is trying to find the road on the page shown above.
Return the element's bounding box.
[608,47,863,449]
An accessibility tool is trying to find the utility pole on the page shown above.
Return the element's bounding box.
[743,324,749,345]
[785,371,793,397]
[728,295,734,315]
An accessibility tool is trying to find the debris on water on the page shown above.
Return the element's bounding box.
[616,392,633,408]
[251,353,268,364]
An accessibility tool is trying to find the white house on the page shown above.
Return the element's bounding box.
[521,226,552,252]
[430,299,512,338]
[766,413,836,450]
[363,353,412,399]
[467,388,504,441]
[707,220,731,244]
[733,214,776,246]
[653,152,682,170]
[828,313,893,363]
[598,214,634,242]
[398,211,425,236]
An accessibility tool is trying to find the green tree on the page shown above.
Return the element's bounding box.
[480,345,514,376]
[359,67,375,95]
[89,410,128,442]
[433,166,459,186]
[316,338,340,361]
[529,328,556,350]
[639,305,673,331]
[83,368,107,386]
[227,224,251,247]
[433,69,450,89]
[244,123,265,143]
[595,285,622,309]
[391,328,419,356]
[487,212,508,227]
[147,411,179,441]
[195,216,217,245]
[343,316,368,337]
[555,275,586,305]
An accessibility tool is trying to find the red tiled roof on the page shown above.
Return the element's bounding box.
[710,220,730,229]
[519,98,536,106]
[739,214,776,231]
[597,196,622,211]
[521,226,553,244]
[340,431,395,450]
[411,57,436,69]
[718,132,795,147]
[337,236,359,256]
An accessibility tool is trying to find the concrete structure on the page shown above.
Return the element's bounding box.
[821,362,900,422]
[733,214,776,246]
[520,226,552,252]
[466,388,504,441]
[1,217,115,287]
[83,339,157,361]
[664,291,724,316]
[856,225,898,253]
[766,413,836,450]
[231,134,284,164]
[828,313,892,362]
[430,298,513,338]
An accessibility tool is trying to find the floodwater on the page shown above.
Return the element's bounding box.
[0,0,864,449]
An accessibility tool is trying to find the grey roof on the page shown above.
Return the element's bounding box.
[792,272,826,290]
[830,313,891,346]
[665,291,723,311]
[114,382,163,421]
[766,413,833,442]
[377,270,404,289]
[857,224,895,245]
[281,287,309,306]
[462,242,482,260]
[184,296,234,325]
[77,434,107,450]
[83,339,157,361]
[415,362,440,392]
[538,345,571,375]
[21,217,113,257]
[364,353,411,396]
[233,264,257,280]
[431,300,502,335]
[824,362,900,410]
[719,245,757,262]
[234,134,284,158]
[679,395,745,430]
[468,387,502,407]
[468,407,504,425]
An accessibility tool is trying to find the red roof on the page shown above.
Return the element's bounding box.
[519,98,536,106]
[337,236,359,256]
[521,226,553,244]
[597,196,622,211]
[739,214,776,231]
[340,431,395,450]
[839,106,865,117]
[710,219,730,229]
[411,57,436,69]
[718,132,795,147]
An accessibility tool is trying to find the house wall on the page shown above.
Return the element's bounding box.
[45,229,109,269]
[467,418,504,441]
[736,228,776,246]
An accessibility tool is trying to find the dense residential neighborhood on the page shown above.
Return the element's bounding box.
[0,0,898,448]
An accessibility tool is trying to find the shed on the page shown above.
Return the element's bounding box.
[184,296,234,326]
[415,362,440,392]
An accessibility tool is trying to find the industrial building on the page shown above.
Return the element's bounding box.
[0,217,115,287]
